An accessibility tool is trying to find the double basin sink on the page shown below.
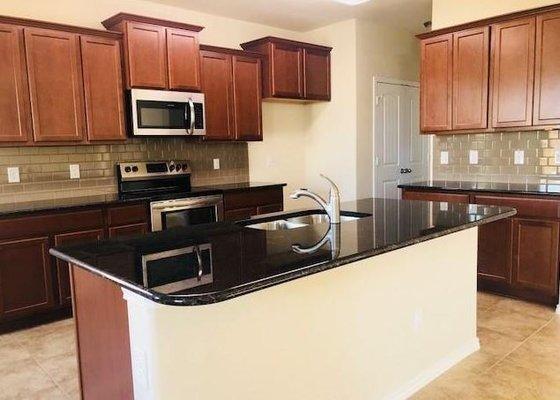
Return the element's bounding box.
[242,212,370,231]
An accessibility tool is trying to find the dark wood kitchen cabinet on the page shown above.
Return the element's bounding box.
[80,35,127,141]
[491,17,536,128]
[533,10,560,125]
[401,187,560,305]
[452,27,489,130]
[241,37,331,101]
[223,186,284,221]
[0,237,54,320]
[0,23,31,143]
[102,13,203,91]
[24,28,85,142]
[54,229,104,306]
[420,33,453,132]
[200,46,262,141]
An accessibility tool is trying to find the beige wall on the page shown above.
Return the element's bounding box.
[0,0,420,207]
[432,0,559,29]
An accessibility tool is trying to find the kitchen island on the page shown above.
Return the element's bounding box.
[51,198,515,400]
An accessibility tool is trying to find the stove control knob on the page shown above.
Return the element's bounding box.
[182,164,189,171]
[132,166,139,172]
[124,166,132,173]
[169,164,175,172]
[175,163,182,171]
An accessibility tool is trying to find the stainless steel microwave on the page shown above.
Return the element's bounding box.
[130,89,206,136]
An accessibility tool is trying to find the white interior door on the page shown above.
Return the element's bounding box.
[374,81,430,199]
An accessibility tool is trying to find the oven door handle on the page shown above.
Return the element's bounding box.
[194,245,203,281]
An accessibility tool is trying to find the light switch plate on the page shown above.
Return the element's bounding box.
[469,150,479,165]
[7,167,20,183]
[440,151,449,165]
[440,202,448,212]
[514,150,524,165]
[213,158,220,170]
[555,150,560,165]
[468,204,477,214]
[69,164,80,179]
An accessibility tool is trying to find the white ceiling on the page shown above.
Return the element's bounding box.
[145,0,432,33]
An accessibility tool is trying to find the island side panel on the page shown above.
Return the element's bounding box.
[70,264,134,400]
[123,227,479,400]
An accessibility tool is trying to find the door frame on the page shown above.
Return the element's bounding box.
[372,76,433,198]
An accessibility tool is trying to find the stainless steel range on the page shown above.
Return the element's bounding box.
[117,161,223,231]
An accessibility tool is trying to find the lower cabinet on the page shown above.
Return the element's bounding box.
[108,223,149,238]
[54,229,105,306]
[223,186,284,221]
[402,188,560,305]
[0,237,54,319]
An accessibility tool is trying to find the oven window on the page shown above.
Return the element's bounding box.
[137,100,185,129]
[162,206,217,229]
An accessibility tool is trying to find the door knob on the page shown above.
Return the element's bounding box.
[400,168,413,174]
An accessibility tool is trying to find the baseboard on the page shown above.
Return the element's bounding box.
[383,337,480,400]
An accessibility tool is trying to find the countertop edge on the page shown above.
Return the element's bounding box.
[49,207,517,307]
[398,182,560,197]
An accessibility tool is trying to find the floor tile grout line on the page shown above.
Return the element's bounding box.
[482,315,555,374]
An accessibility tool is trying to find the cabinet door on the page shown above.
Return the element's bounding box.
[167,28,201,91]
[512,218,559,297]
[109,223,149,238]
[534,11,560,125]
[200,50,234,140]
[420,34,453,132]
[453,27,489,130]
[54,229,104,306]
[233,55,262,141]
[303,48,330,101]
[125,22,167,89]
[0,237,54,319]
[490,18,536,128]
[0,24,31,143]
[271,43,303,98]
[478,218,513,283]
[80,36,126,141]
[25,28,85,142]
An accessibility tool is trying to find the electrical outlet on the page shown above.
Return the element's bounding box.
[514,150,525,165]
[469,150,479,165]
[440,151,449,165]
[556,150,560,165]
[412,308,423,332]
[7,167,20,183]
[213,158,220,170]
[440,202,448,212]
[69,164,80,179]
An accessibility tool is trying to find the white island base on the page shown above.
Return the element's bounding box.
[123,228,479,400]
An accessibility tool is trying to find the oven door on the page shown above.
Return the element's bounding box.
[131,89,205,136]
[150,195,223,231]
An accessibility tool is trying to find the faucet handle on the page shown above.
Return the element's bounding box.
[320,174,340,195]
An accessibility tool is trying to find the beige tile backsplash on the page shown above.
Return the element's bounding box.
[433,130,560,184]
[0,138,249,204]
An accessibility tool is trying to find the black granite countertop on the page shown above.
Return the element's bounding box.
[399,180,560,197]
[50,197,516,306]
[0,182,286,218]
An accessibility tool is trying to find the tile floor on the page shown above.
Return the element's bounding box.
[0,292,557,399]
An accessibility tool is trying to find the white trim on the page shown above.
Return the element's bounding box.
[372,76,433,198]
[556,303,560,314]
[382,338,481,400]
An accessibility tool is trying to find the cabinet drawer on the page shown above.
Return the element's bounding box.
[0,209,104,241]
[474,195,560,219]
[108,223,149,238]
[223,187,283,210]
[402,190,469,203]
[224,207,258,222]
[107,203,148,227]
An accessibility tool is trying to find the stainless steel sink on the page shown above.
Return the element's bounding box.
[285,214,360,225]
[245,220,308,231]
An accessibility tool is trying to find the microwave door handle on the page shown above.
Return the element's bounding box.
[188,98,195,135]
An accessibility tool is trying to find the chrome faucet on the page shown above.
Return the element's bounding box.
[290,174,341,224]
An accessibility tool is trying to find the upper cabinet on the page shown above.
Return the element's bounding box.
[0,24,31,144]
[419,5,560,134]
[241,37,331,101]
[102,13,203,91]
[534,11,560,125]
[200,46,262,141]
[491,17,535,128]
[420,34,453,132]
[0,15,128,146]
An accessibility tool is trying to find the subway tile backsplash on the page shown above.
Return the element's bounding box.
[433,130,560,184]
[0,138,249,204]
